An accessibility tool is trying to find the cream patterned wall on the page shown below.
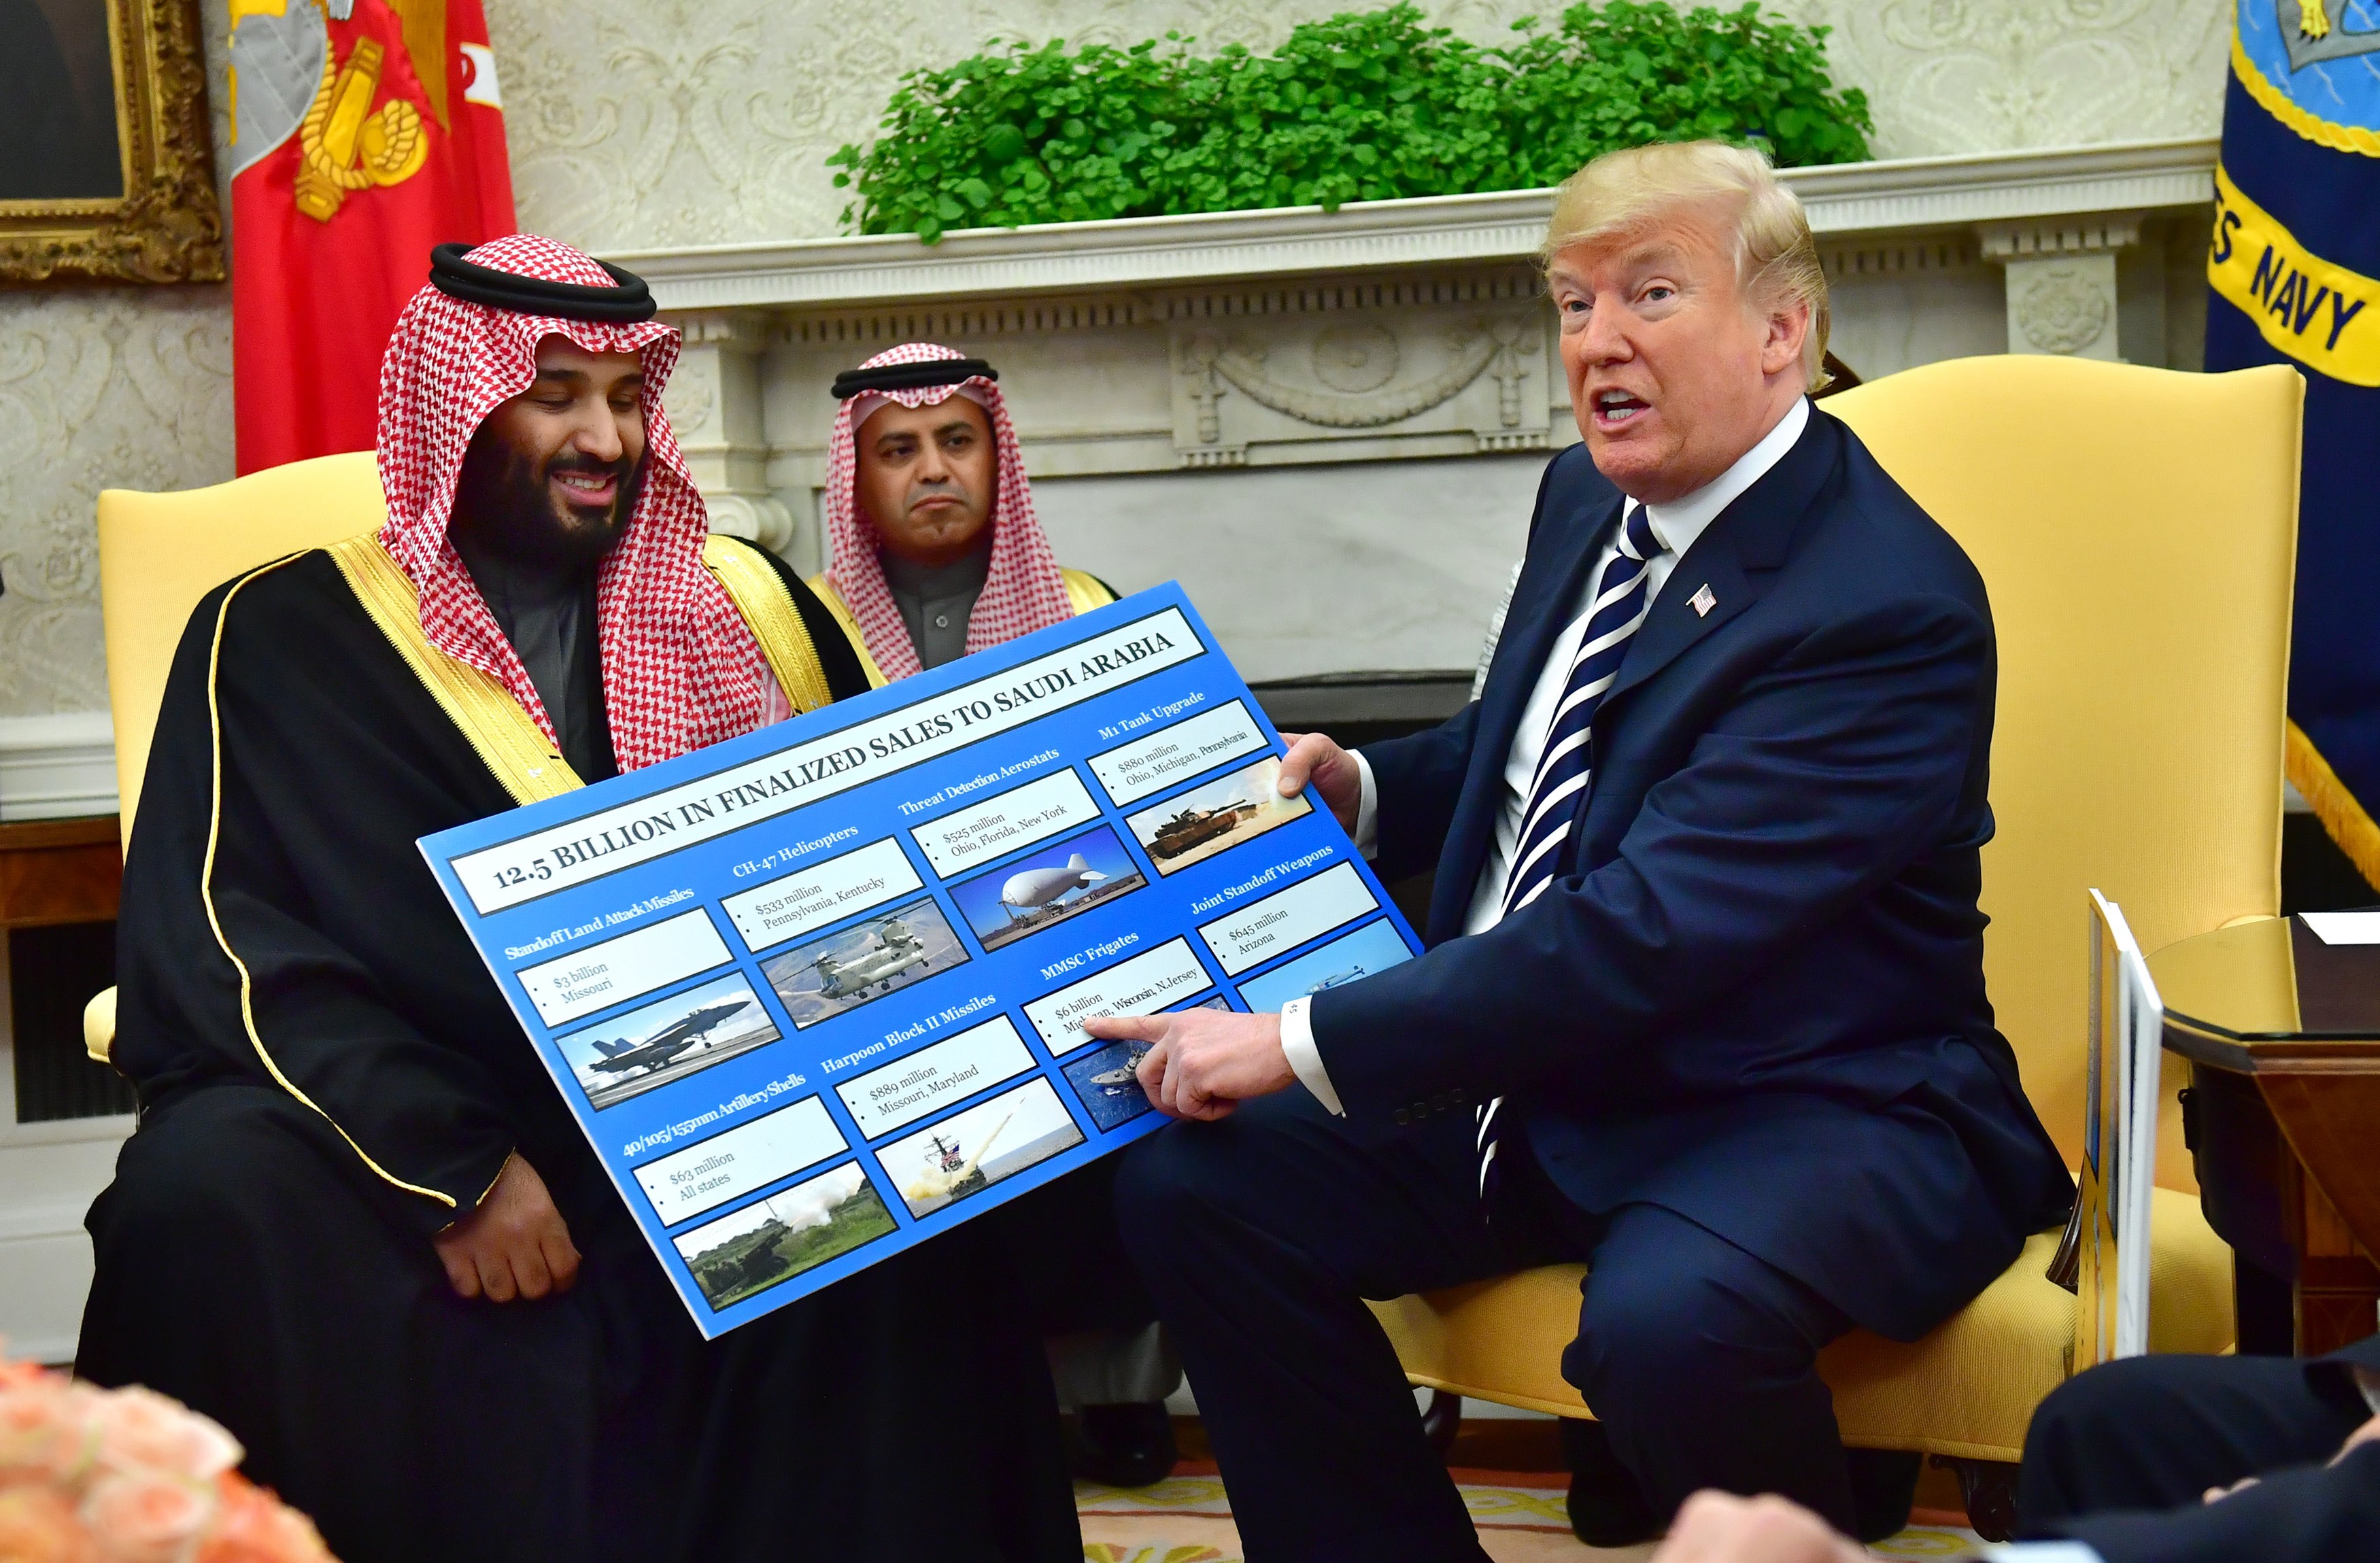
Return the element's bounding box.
[488,0,2233,250]
[0,0,2234,717]
[0,0,235,721]
[0,290,233,715]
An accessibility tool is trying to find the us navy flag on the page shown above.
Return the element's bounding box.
[2211,3,2380,885]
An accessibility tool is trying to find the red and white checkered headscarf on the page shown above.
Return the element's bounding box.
[375,233,773,772]
[824,343,1074,681]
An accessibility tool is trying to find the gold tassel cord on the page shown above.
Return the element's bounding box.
[2285,720,2380,893]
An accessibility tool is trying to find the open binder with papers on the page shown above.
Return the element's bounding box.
[2050,890,2164,1367]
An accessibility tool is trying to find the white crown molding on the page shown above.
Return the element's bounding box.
[609,137,2217,313]
[0,712,118,823]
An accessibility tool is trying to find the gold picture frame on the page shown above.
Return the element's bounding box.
[0,0,223,284]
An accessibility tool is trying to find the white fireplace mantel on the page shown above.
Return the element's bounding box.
[611,137,2217,312]
[602,136,2226,705]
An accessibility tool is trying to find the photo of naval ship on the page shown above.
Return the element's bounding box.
[1059,1037,1159,1131]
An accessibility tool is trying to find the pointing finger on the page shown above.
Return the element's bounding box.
[1084,1013,1168,1043]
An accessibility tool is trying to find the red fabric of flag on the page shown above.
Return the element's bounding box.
[228,1,516,473]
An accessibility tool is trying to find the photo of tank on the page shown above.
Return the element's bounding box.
[556,972,782,1110]
[673,1163,897,1310]
[945,825,1147,953]
[1125,756,1312,876]
[761,898,970,1029]
[879,1076,1085,1218]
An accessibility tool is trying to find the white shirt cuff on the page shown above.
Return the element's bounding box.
[1279,997,1345,1117]
[1351,749,1378,860]
[1973,1544,2103,1562]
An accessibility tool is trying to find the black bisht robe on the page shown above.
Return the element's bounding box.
[79,541,1081,1563]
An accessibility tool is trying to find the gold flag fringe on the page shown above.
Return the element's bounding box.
[2285,720,2380,893]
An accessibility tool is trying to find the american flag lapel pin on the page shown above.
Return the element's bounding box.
[1689,583,1717,617]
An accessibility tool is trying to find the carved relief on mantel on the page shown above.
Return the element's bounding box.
[1979,214,2144,362]
[1169,303,1550,468]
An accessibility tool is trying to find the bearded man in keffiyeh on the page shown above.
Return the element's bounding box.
[812,343,1117,684]
[79,239,1082,1563]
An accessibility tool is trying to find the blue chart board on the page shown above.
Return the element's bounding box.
[418,585,1425,1336]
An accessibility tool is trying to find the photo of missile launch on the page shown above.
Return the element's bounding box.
[877,1076,1085,1219]
[945,825,1147,953]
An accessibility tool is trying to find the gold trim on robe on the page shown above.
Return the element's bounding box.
[203,553,462,1212]
[807,565,1118,688]
[328,534,588,806]
[702,534,836,715]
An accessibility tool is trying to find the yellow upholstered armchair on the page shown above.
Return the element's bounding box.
[1370,356,2300,1536]
[83,451,391,1061]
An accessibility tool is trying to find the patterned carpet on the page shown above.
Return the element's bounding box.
[1075,1468,1985,1561]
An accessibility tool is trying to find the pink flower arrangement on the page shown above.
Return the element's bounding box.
[0,1352,335,1562]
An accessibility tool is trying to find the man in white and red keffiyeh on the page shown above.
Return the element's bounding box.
[806,343,1182,1483]
[80,239,1085,1563]
[811,342,1118,684]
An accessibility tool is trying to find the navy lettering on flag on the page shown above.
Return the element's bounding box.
[2212,2,2380,883]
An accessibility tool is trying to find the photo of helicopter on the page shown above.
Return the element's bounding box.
[761,898,970,1029]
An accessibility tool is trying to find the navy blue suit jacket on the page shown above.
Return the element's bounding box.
[1313,408,2073,1341]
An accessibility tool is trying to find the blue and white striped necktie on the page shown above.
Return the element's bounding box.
[1476,500,1665,1201]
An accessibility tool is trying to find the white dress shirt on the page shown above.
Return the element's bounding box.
[1280,398,1812,1116]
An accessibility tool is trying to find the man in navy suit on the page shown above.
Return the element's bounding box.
[1084,138,2072,1560]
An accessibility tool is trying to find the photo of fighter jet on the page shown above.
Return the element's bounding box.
[761,898,970,1030]
[948,825,1147,953]
[558,972,782,1111]
[585,999,753,1078]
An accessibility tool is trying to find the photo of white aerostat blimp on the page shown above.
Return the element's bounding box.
[947,825,1149,952]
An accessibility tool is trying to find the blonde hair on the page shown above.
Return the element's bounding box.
[1542,140,1831,392]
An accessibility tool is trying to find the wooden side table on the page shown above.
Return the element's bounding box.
[0,817,122,930]
[2151,916,2380,1354]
